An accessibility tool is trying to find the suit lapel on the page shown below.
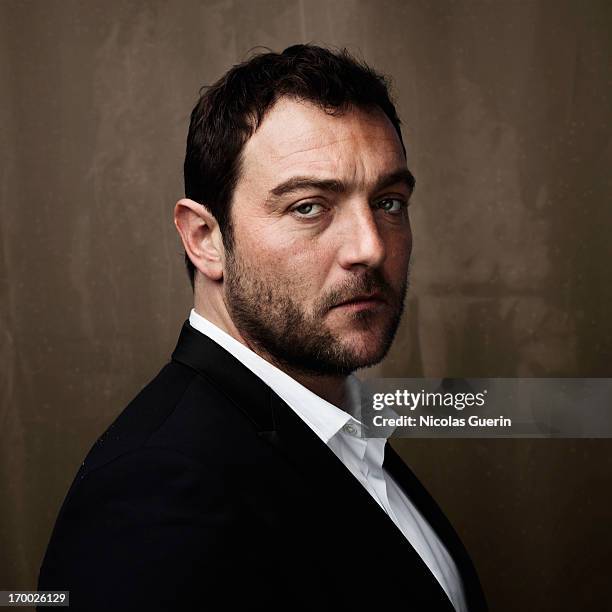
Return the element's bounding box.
[170,321,470,610]
[384,444,488,612]
[265,392,456,610]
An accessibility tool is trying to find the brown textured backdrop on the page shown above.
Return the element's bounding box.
[1,1,611,610]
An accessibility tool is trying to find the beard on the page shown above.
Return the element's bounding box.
[223,243,408,377]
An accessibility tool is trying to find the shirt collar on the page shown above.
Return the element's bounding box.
[188,309,356,444]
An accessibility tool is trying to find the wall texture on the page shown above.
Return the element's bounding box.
[1,1,611,610]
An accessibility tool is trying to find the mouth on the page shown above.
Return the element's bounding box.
[330,292,387,312]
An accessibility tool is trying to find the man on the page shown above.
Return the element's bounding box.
[39,45,487,611]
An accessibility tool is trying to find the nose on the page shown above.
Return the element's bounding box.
[336,204,386,270]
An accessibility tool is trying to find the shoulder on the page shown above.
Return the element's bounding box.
[81,360,262,477]
[47,359,268,532]
[39,363,267,601]
[38,442,257,609]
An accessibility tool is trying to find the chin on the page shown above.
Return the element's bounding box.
[341,338,389,368]
[324,314,399,368]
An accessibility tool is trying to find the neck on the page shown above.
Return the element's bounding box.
[193,296,349,408]
[268,362,348,408]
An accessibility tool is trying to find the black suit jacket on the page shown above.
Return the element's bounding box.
[39,321,487,611]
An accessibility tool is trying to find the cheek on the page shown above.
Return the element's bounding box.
[237,227,329,291]
[384,233,412,275]
[284,247,334,305]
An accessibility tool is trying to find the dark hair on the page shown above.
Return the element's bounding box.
[183,44,406,290]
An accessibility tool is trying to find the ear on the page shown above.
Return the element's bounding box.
[174,198,224,281]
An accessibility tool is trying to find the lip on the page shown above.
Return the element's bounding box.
[331,293,387,311]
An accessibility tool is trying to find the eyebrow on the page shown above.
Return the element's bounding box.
[267,168,416,201]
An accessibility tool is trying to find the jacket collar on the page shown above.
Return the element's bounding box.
[170,320,460,610]
[171,320,276,432]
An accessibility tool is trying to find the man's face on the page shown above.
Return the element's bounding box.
[224,98,413,377]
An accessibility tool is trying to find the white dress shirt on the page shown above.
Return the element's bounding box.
[189,309,467,612]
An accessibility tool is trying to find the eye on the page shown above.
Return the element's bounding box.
[376,198,406,214]
[290,202,325,218]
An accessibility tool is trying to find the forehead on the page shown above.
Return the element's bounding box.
[240,97,406,184]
